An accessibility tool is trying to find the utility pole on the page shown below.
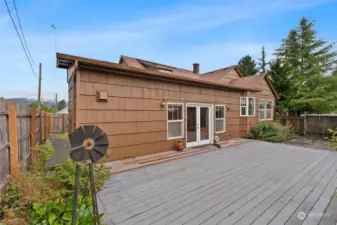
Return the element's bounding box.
[38,63,42,110]
[55,93,58,110]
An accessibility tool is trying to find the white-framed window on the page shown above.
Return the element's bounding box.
[259,100,273,121]
[167,103,184,139]
[240,97,255,116]
[215,105,226,133]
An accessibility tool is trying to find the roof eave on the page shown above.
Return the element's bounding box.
[56,53,261,92]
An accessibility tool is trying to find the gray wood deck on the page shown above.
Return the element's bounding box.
[98,141,337,225]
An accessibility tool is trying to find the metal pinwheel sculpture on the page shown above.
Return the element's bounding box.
[69,125,109,225]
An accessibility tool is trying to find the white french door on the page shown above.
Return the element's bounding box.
[186,104,212,147]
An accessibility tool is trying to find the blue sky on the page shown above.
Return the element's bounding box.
[1,0,337,101]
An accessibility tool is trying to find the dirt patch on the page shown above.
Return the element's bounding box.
[286,135,333,151]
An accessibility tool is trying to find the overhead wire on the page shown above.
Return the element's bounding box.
[12,0,37,67]
[3,0,38,78]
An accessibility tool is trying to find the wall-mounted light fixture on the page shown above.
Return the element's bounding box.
[161,100,166,108]
[226,105,230,111]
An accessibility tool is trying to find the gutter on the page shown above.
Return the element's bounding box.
[57,53,261,92]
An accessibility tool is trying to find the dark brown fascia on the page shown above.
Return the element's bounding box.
[56,53,261,92]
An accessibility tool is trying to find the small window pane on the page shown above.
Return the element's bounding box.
[260,100,266,109]
[168,104,183,121]
[260,110,265,120]
[168,121,183,138]
[240,97,247,106]
[267,110,272,119]
[177,105,182,120]
[241,106,246,116]
[248,98,255,116]
[216,119,224,132]
[267,101,272,109]
[168,105,173,120]
[216,106,225,119]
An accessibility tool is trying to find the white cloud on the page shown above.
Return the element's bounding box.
[0,0,334,100]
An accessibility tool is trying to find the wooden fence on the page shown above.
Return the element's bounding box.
[0,98,68,192]
[280,114,337,136]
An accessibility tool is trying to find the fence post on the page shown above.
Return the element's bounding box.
[303,112,307,136]
[62,114,66,132]
[48,113,52,134]
[30,107,36,160]
[39,110,43,143]
[7,102,19,177]
[44,112,47,137]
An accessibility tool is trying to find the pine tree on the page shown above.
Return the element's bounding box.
[274,17,337,114]
[268,58,291,110]
[58,100,66,111]
[237,55,258,76]
[259,46,267,73]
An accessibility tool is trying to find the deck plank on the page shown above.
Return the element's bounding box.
[97,141,337,225]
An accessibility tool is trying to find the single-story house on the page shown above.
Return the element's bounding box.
[56,53,278,161]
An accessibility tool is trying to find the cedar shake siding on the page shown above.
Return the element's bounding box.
[57,53,278,161]
[79,69,245,160]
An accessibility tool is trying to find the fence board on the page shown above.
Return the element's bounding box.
[0,98,9,192]
[282,115,337,137]
[17,105,31,169]
[0,99,68,190]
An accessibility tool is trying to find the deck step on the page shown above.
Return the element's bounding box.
[137,147,216,165]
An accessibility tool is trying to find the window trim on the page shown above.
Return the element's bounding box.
[240,97,256,117]
[215,105,226,133]
[167,103,184,140]
[259,99,273,121]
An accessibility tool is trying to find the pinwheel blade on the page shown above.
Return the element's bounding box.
[69,125,109,163]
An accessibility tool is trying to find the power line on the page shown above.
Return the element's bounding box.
[12,0,37,67]
[3,0,38,78]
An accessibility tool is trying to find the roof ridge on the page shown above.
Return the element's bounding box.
[201,65,236,75]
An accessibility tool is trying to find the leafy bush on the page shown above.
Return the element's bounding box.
[0,136,110,225]
[328,128,337,151]
[30,196,102,225]
[55,132,68,140]
[247,121,292,143]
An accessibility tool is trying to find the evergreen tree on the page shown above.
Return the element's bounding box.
[237,55,258,76]
[274,17,337,114]
[259,46,267,73]
[268,58,291,110]
[58,100,66,111]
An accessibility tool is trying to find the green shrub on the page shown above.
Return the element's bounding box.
[55,132,69,139]
[1,135,110,225]
[328,128,337,151]
[247,121,292,143]
[30,196,103,225]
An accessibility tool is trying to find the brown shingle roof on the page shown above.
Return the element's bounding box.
[231,73,279,98]
[56,53,264,92]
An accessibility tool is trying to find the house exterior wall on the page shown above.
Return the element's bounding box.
[67,64,76,133]
[245,78,276,133]
[76,67,261,161]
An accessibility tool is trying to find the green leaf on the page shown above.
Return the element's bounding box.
[48,213,56,224]
[62,213,72,221]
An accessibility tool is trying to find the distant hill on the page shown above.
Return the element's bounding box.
[5,98,61,108]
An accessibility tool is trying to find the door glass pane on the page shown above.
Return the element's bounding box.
[187,107,197,143]
[200,107,209,141]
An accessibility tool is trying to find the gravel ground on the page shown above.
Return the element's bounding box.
[286,135,333,151]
